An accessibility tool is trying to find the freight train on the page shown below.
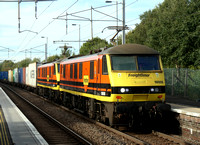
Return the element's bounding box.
[0,44,170,129]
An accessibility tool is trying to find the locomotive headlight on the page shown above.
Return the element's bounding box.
[119,88,129,93]
[120,88,126,93]
[150,87,160,93]
[155,87,159,92]
[150,88,155,92]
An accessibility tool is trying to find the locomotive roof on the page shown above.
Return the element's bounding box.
[100,44,159,55]
[60,44,159,64]
[38,58,63,68]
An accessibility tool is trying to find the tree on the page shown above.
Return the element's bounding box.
[32,58,41,63]
[80,37,112,55]
[125,0,200,68]
[61,46,73,58]
[17,58,32,68]
[46,55,60,63]
[0,60,14,71]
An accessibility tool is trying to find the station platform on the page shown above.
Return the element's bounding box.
[167,96,200,143]
[166,95,200,117]
[170,103,200,117]
[0,87,48,145]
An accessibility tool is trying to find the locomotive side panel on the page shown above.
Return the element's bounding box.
[37,63,60,90]
[37,61,60,100]
[60,55,111,101]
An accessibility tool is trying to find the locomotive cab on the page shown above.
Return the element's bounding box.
[108,54,165,102]
[37,61,61,101]
[100,44,170,128]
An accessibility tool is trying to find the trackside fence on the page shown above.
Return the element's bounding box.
[164,68,200,101]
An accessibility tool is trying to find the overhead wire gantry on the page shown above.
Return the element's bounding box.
[0,0,55,33]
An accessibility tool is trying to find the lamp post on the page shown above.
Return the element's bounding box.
[106,0,125,44]
[72,24,80,51]
[41,36,48,62]
[105,0,119,45]
[122,0,125,44]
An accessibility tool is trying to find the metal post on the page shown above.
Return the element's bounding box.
[30,48,32,59]
[122,0,125,44]
[46,37,48,62]
[72,24,81,51]
[184,69,188,98]
[116,1,118,45]
[41,36,48,62]
[35,0,37,19]
[66,12,68,34]
[91,6,93,40]
[25,49,27,59]
[18,0,21,33]
[45,43,47,62]
[79,24,80,51]
[172,69,174,96]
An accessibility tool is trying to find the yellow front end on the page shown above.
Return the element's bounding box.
[106,55,166,103]
[54,63,60,90]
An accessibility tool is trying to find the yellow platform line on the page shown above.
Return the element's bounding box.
[0,112,8,145]
[0,112,7,145]
[0,109,11,145]
[0,127,3,145]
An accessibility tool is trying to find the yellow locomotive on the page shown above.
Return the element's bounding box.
[59,44,170,128]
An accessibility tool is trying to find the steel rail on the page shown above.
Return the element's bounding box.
[152,131,191,145]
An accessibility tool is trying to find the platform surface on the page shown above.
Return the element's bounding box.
[170,103,200,117]
[0,106,13,145]
[0,87,48,145]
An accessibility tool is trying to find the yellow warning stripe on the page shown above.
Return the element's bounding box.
[0,127,3,145]
[0,110,10,145]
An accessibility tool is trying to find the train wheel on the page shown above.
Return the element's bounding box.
[62,92,66,106]
[48,89,53,100]
[105,118,110,126]
[128,114,134,128]
[51,90,55,101]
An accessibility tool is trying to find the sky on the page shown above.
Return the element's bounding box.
[0,0,164,63]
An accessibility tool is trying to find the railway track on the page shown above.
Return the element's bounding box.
[1,84,91,145]
[125,131,191,145]
[0,83,193,145]
[0,83,141,144]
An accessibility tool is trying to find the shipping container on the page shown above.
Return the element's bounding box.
[23,67,26,84]
[26,67,29,86]
[18,68,23,84]
[8,70,13,82]
[0,71,8,80]
[27,62,41,88]
[13,68,19,83]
